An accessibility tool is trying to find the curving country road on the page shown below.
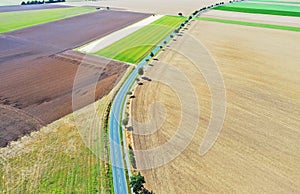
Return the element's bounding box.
[109,57,150,194]
[109,34,173,193]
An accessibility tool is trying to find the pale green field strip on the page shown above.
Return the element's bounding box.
[214,2,300,17]
[94,16,186,64]
[197,17,300,32]
[249,0,300,4]
[0,7,96,33]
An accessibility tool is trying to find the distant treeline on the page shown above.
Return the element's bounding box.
[21,0,66,5]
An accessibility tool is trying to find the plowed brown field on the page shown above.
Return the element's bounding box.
[0,10,150,147]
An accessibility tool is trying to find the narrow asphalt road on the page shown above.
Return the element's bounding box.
[109,58,147,194]
[109,34,173,193]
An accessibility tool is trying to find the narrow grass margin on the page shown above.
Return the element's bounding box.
[196,17,300,32]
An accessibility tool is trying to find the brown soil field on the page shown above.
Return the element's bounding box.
[0,10,150,147]
[131,21,300,193]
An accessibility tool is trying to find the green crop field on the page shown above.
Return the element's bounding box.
[197,17,300,32]
[214,2,300,17]
[94,16,185,64]
[0,7,96,33]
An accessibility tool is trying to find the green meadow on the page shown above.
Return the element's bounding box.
[94,16,185,64]
[0,7,96,33]
[214,2,300,17]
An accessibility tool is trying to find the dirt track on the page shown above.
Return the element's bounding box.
[131,21,300,193]
[0,10,150,147]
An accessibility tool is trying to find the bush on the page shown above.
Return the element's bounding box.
[138,67,144,76]
[128,145,136,168]
[130,172,145,193]
[150,52,154,58]
[122,117,129,126]
[22,0,64,4]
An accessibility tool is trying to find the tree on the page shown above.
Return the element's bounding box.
[122,117,129,126]
[130,172,145,194]
[150,52,154,58]
[178,12,183,16]
[138,67,144,76]
[21,1,26,4]
[128,145,136,168]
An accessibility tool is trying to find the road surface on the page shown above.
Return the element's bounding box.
[109,34,173,194]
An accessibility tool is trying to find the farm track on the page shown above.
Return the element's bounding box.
[0,10,150,147]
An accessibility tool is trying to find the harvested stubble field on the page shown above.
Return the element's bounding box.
[60,0,233,15]
[0,10,150,147]
[131,20,300,193]
[196,17,300,32]
[0,94,112,193]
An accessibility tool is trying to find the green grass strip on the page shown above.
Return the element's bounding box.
[197,17,300,32]
[94,15,185,64]
[214,2,300,17]
[0,7,96,33]
[249,0,300,4]
[218,2,300,11]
